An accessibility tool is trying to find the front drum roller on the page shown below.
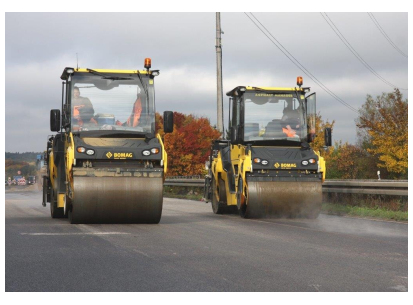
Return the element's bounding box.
[243,181,322,219]
[69,176,163,224]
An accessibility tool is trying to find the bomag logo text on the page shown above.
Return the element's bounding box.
[281,163,296,168]
[114,153,133,158]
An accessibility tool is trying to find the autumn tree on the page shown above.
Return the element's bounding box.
[156,112,221,177]
[326,142,377,179]
[356,89,408,178]
[310,112,335,159]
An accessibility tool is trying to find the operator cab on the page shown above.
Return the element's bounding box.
[53,58,173,138]
[227,77,317,146]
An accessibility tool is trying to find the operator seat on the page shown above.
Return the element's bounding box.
[264,119,285,138]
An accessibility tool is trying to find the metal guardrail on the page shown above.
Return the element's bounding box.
[164,178,408,196]
[165,179,205,187]
[322,180,408,196]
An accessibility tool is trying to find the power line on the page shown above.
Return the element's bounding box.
[321,13,407,91]
[245,12,358,113]
[367,12,407,58]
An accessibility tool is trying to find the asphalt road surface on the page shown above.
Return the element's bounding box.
[5,190,408,292]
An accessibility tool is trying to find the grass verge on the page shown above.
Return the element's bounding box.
[322,202,408,222]
[164,193,203,201]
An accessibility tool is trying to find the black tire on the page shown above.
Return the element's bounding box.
[238,177,249,218]
[211,176,226,214]
[50,189,65,218]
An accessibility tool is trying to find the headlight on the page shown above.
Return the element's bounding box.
[253,158,261,164]
[309,158,316,164]
[302,160,309,166]
[142,150,151,156]
[151,148,160,154]
[77,147,86,153]
[261,160,269,165]
[86,149,95,156]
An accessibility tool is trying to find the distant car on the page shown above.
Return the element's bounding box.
[27,176,36,185]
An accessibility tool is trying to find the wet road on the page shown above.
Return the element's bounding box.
[5,190,408,292]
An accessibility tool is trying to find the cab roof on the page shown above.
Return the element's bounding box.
[60,67,153,80]
[226,86,309,96]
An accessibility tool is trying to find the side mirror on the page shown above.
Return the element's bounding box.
[324,127,332,147]
[163,111,174,133]
[230,126,238,144]
[50,109,61,132]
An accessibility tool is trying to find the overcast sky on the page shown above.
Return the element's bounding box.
[4,11,408,152]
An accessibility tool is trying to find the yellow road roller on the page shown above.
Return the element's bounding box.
[204,77,332,218]
[42,58,174,224]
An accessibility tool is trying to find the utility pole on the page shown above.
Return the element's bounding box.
[216,12,224,136]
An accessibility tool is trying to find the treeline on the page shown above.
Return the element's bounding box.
[5,152,41,180]
[5,152,42,162]
[5,159,38,180]
[311,89,407,180]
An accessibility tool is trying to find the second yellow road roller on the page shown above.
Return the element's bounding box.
[204,77,332,218]
[42,58,174,224]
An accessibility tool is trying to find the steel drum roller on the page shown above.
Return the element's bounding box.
[70,176,163,224]
[245,181,322,218]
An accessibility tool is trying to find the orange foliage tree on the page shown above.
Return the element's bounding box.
[156,112,221,177]
[327,142,374,179]
[356,89,408,177]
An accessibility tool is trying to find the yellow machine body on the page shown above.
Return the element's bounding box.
[43,64,173,223]
[205,84,330,218]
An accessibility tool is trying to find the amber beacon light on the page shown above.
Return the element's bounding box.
[144,58,152,70]
[297,76,303,87]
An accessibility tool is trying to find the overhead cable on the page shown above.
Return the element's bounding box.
[321,13,407,91]
[245,12,358,113]
[367,13,407,58]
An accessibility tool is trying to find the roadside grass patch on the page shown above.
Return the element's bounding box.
[322,203,408,222]
[163,186,203,201]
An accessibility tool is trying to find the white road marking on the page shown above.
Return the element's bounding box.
[309,284,321,291]
[21,232,131,236]
[390,285,407,292]
[133,249,151,258]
